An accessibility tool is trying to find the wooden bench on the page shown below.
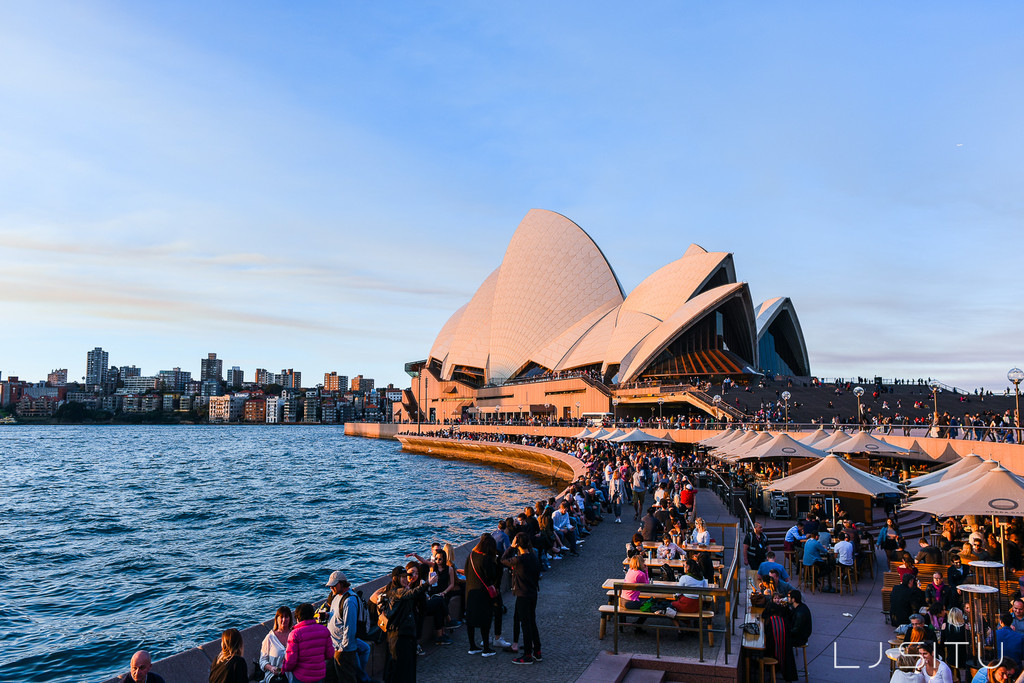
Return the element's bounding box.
[597,604,715,645]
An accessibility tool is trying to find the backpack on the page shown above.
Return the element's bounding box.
[349,589,371,640]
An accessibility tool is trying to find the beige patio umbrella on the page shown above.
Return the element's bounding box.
[798,428,831,446]
[732,433,829,462]
[765,454,904,526]
[598,428,627,441]
[812,430,852,452]
[584,428,610,440]
[613,428,669,443]
[827,431,911,457]
[572,427,595,439]
[720,431,774,459]
[910,460,999,499]
[699,428,740,447]
[712,430,760,458]
[906,453,986,488]
[905,465,1024,517]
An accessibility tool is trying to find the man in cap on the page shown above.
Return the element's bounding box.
[122,651,165,683]
[326,570,374,683]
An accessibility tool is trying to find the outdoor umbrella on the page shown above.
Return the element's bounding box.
[798,428,831,446]
[765,454,904,527]
[910,460,999,499]
[572,427,595,439]
[906,453,986,488]
[826,431,911,457]
[584,428,610,440]
[731,433,829,462]
[720,431,774,459]
[699,428,739,447]
[905,465,1024,517]
[598,428,627,441]
[712,430,760,458]
[812,430,852,452]
[613,428,670,443]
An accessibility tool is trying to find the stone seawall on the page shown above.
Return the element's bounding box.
[99,436,581,683]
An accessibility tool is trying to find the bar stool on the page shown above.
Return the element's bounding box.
[837,564,856,594]
[795,643,809,681]
[783,549,797,576]
[760,656,778,682]
[800,564,817,593]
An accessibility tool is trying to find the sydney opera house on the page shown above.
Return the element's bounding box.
[398,209,810,424]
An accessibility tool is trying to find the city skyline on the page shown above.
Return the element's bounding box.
[2,3,1022,391]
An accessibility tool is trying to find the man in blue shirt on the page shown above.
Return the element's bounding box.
[757,551,789,582]
[997,612,1024,665]
[784,522,806,551]
[802,532,835,592]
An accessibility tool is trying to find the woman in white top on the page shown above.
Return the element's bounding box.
[913,642,952,683]
[259,606,294,683]
[691,517,711,546]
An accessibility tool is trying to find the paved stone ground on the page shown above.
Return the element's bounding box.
[409,489,736,683]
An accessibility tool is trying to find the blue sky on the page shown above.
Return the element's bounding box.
[1,2,1022,390]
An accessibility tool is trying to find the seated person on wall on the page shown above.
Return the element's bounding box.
[121,651,165,683]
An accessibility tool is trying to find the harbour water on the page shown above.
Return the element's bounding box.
[0,425,557,683]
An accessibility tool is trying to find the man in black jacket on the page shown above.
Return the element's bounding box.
[502,532,542,664]
[890,574,925,628]
[639,506,664,542]
[744,522,770,570]
[915,538,943,565]
[789,590,812,648]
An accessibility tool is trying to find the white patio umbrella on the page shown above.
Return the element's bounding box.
[613,428,669,443]
[699,428,740,447]
[798,428,831,446]
[572,427,595,439]
[905,465,1024,517]
[598,428,627,441]
[711,430,760,458]
[765,454,904,527]
[906,453,986,488]
[720,431,774,459]
[812,430,852,452]
[911,460,1000,499]
[584,428,610,440]
[731,433,829,462]
[827,431,911,457]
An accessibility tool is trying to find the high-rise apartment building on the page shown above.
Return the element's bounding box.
[351,375,374,393]
[279,369,301,390]
[200,353,223,381]
[323,372,349,392]
[254,368,271,385]
[158,368,192,392]
[119,365,141,379]
[86,347,109,387]
[226,366,244,389]
[47,369,68,386]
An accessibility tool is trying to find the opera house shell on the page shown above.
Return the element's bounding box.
[402,209,809,422]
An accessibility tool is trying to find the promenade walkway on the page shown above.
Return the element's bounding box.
[411,481,898,682]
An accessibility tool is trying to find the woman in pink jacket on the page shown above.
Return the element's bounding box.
[282,603,333,683]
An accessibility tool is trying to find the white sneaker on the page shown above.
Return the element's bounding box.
[615,518,622,523]
[493,636,511,648]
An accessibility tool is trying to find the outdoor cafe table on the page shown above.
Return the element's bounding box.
[969,560,1004,587]
[642,541,725,554]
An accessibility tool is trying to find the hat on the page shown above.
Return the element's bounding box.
[685,484,693,490]
[326,571,348,587]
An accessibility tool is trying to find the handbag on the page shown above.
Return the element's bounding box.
[470,554,498,599]
[377,610,389,631]
[741,621,760,636]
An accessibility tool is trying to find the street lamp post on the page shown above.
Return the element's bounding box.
[612,398,620,425]
[576,401,581,421]
[519,404,523,424]
[781,390,791,431]
[713,394,722,425]
[658,397,664,423]
[1008,368,1024,435]
[853,386,864,430]
[929,380,941,431]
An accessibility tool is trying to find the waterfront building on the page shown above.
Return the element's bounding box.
[200,379,223,397]
[208,394,245,422]
[324,372,348,392]
[16,395,58,417]
[177,394,193,412]
[226,366,244,389]
[0,377,26,406]
[302,397,320,423]
[100,395,122,413]
[159,367,192,392]
[119,365,141,379]
[66,392,102,410]
[122,394,162,413]
[161,393,177,412]
[400,209,810,424]
[278,369,301,390]
[265,396,283,423]
[85,347,108,388]
[351,375,374,393]
[243,396,266,423]
[200,353,223,382]
[118,376,161,395]
[321,400,338,423]
[47,369,68,386]
[282,396,300,423]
